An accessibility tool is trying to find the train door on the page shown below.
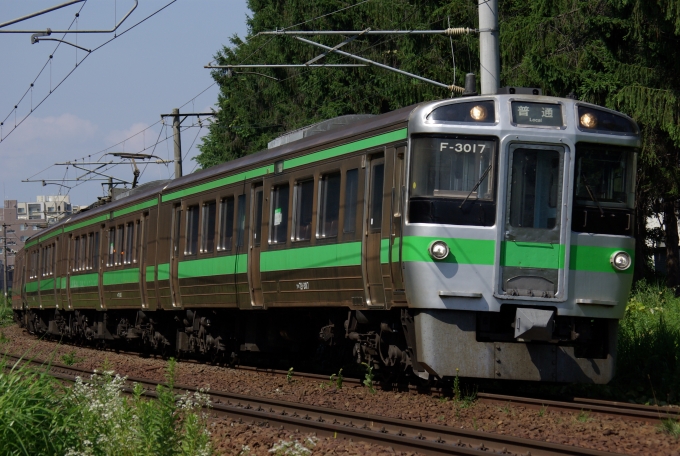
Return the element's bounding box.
[500,144,566,298]
[389,146,406,295]
[235,192,250,308]
[363,154,386,307]
[95,228,104,310]
[170,205,182,307]
[66,236,73,309]
[139,214,148,307]
[248,183,264,307]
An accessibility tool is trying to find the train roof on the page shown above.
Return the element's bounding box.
[25,103,421,246]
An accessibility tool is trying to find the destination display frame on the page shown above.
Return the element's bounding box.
[510,100,566,130]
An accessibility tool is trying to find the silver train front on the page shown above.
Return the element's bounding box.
[401,95,639,383]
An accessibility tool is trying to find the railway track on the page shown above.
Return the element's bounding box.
[3,353,653,456]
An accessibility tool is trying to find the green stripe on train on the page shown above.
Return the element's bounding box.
[161,129,408,203]
[501,241,565,269]
[570,245,634,273]
[103,268,140,286]
[158,263,170,281]
[146,265,155,282]
[70,273,99,288]
[401,236,632,273]
[39,278,55,292]
[39,228,63,243]
[113,198,157,218]
[178,255,247,278]
[25,281,38,293]
[64,214,109,233]
[260,242,362,272]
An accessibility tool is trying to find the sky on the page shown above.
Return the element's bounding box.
[0,0,251,207]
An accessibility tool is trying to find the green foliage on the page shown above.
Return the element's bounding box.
[361,362,376,394]
[0,357,213,456]
[453,367,461,401]
[197,0,479,168]
[269,436,318,455]
[0,296,13,327]
[660,418,680,439]
[0,359,78,455]
[61,351,83,366]
[617,280,680,403]
[329,367,343,389]
[287,367,294,383]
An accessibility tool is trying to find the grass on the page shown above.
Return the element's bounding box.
[0,295,13,328]
[616,280,680,405]
[659,418,680,439]
[0,355,214,456]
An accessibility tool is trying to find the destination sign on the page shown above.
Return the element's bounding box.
[511,102,563,127]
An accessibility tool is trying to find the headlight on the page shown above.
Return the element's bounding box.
[610,251,631,271]
[470,105,488,121]
[428,240,450,260]
[580,112,598,129]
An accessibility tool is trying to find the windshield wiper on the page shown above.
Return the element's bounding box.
[459,164,492,209]
[580,172,604,217]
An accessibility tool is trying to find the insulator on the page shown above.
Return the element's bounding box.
[449,84,465,94]
[444,27,473,36]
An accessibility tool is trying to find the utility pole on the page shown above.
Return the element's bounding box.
[172,108,182,178]
[478,0,500,95]
[2,223,8,302]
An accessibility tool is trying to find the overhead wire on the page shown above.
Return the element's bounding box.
[0,0,179,146]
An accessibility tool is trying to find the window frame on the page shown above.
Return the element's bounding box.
[316,170,341,239]
[292,177,315,242]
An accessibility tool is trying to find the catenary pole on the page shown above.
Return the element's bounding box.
[172,108,182,179]
[2,224,7,301]
[478,0,500,95]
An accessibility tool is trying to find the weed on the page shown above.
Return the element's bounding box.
[61,351,82,366]
[472,417,478,431]
[659,418,680,439]
[361,362,376,394]
[438,415,445,421]
[438,396,449,404]
[0,331,8,344]
[538,405,547,417]
[0,297,13,327]
[319,382,326,389]
[453,368,461,401]
[500,403,511,415]
[577,410,590,422]
[329,368,343,389]
[287,367,294,384]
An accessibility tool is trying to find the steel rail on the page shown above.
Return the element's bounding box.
[2,353,630,456]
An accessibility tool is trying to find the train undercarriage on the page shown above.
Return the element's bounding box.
[15,306,615,383]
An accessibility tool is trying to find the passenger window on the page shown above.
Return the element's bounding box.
[344,169,359,233]
[201,201,216,253]
[185,205,199,255]
[219,197,234,251]
[318,172,340,238]
[116,226,124,265]
[236,195,246,248]
[253,190,263,247]
[74,237,80,271]
[81,236,87,270]
[93,232,100,269]
[270,184,289,244]
[125,223,134,264]
[509,149,560,230]
[293,179,314,241]
[108,228,115,266]
[369,163,384,231]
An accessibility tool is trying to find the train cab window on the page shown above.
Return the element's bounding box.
[318,172,341,238]
[572,144,636,235]
[344,169,359,233]
[270,184,289,244]
[116,226,124,265]
[218,197,234,251]
[185,205,199,255]
[125,223,134,264]
[293,179,314,241]
[108,228,115,266]
[409,136,497,226]
[236,195,246,248]
[201,201,217,253]
[508,148,560,229]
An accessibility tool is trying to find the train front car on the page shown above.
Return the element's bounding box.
[403,93,639,383]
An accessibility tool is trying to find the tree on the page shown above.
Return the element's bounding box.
[197,0,680,286]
